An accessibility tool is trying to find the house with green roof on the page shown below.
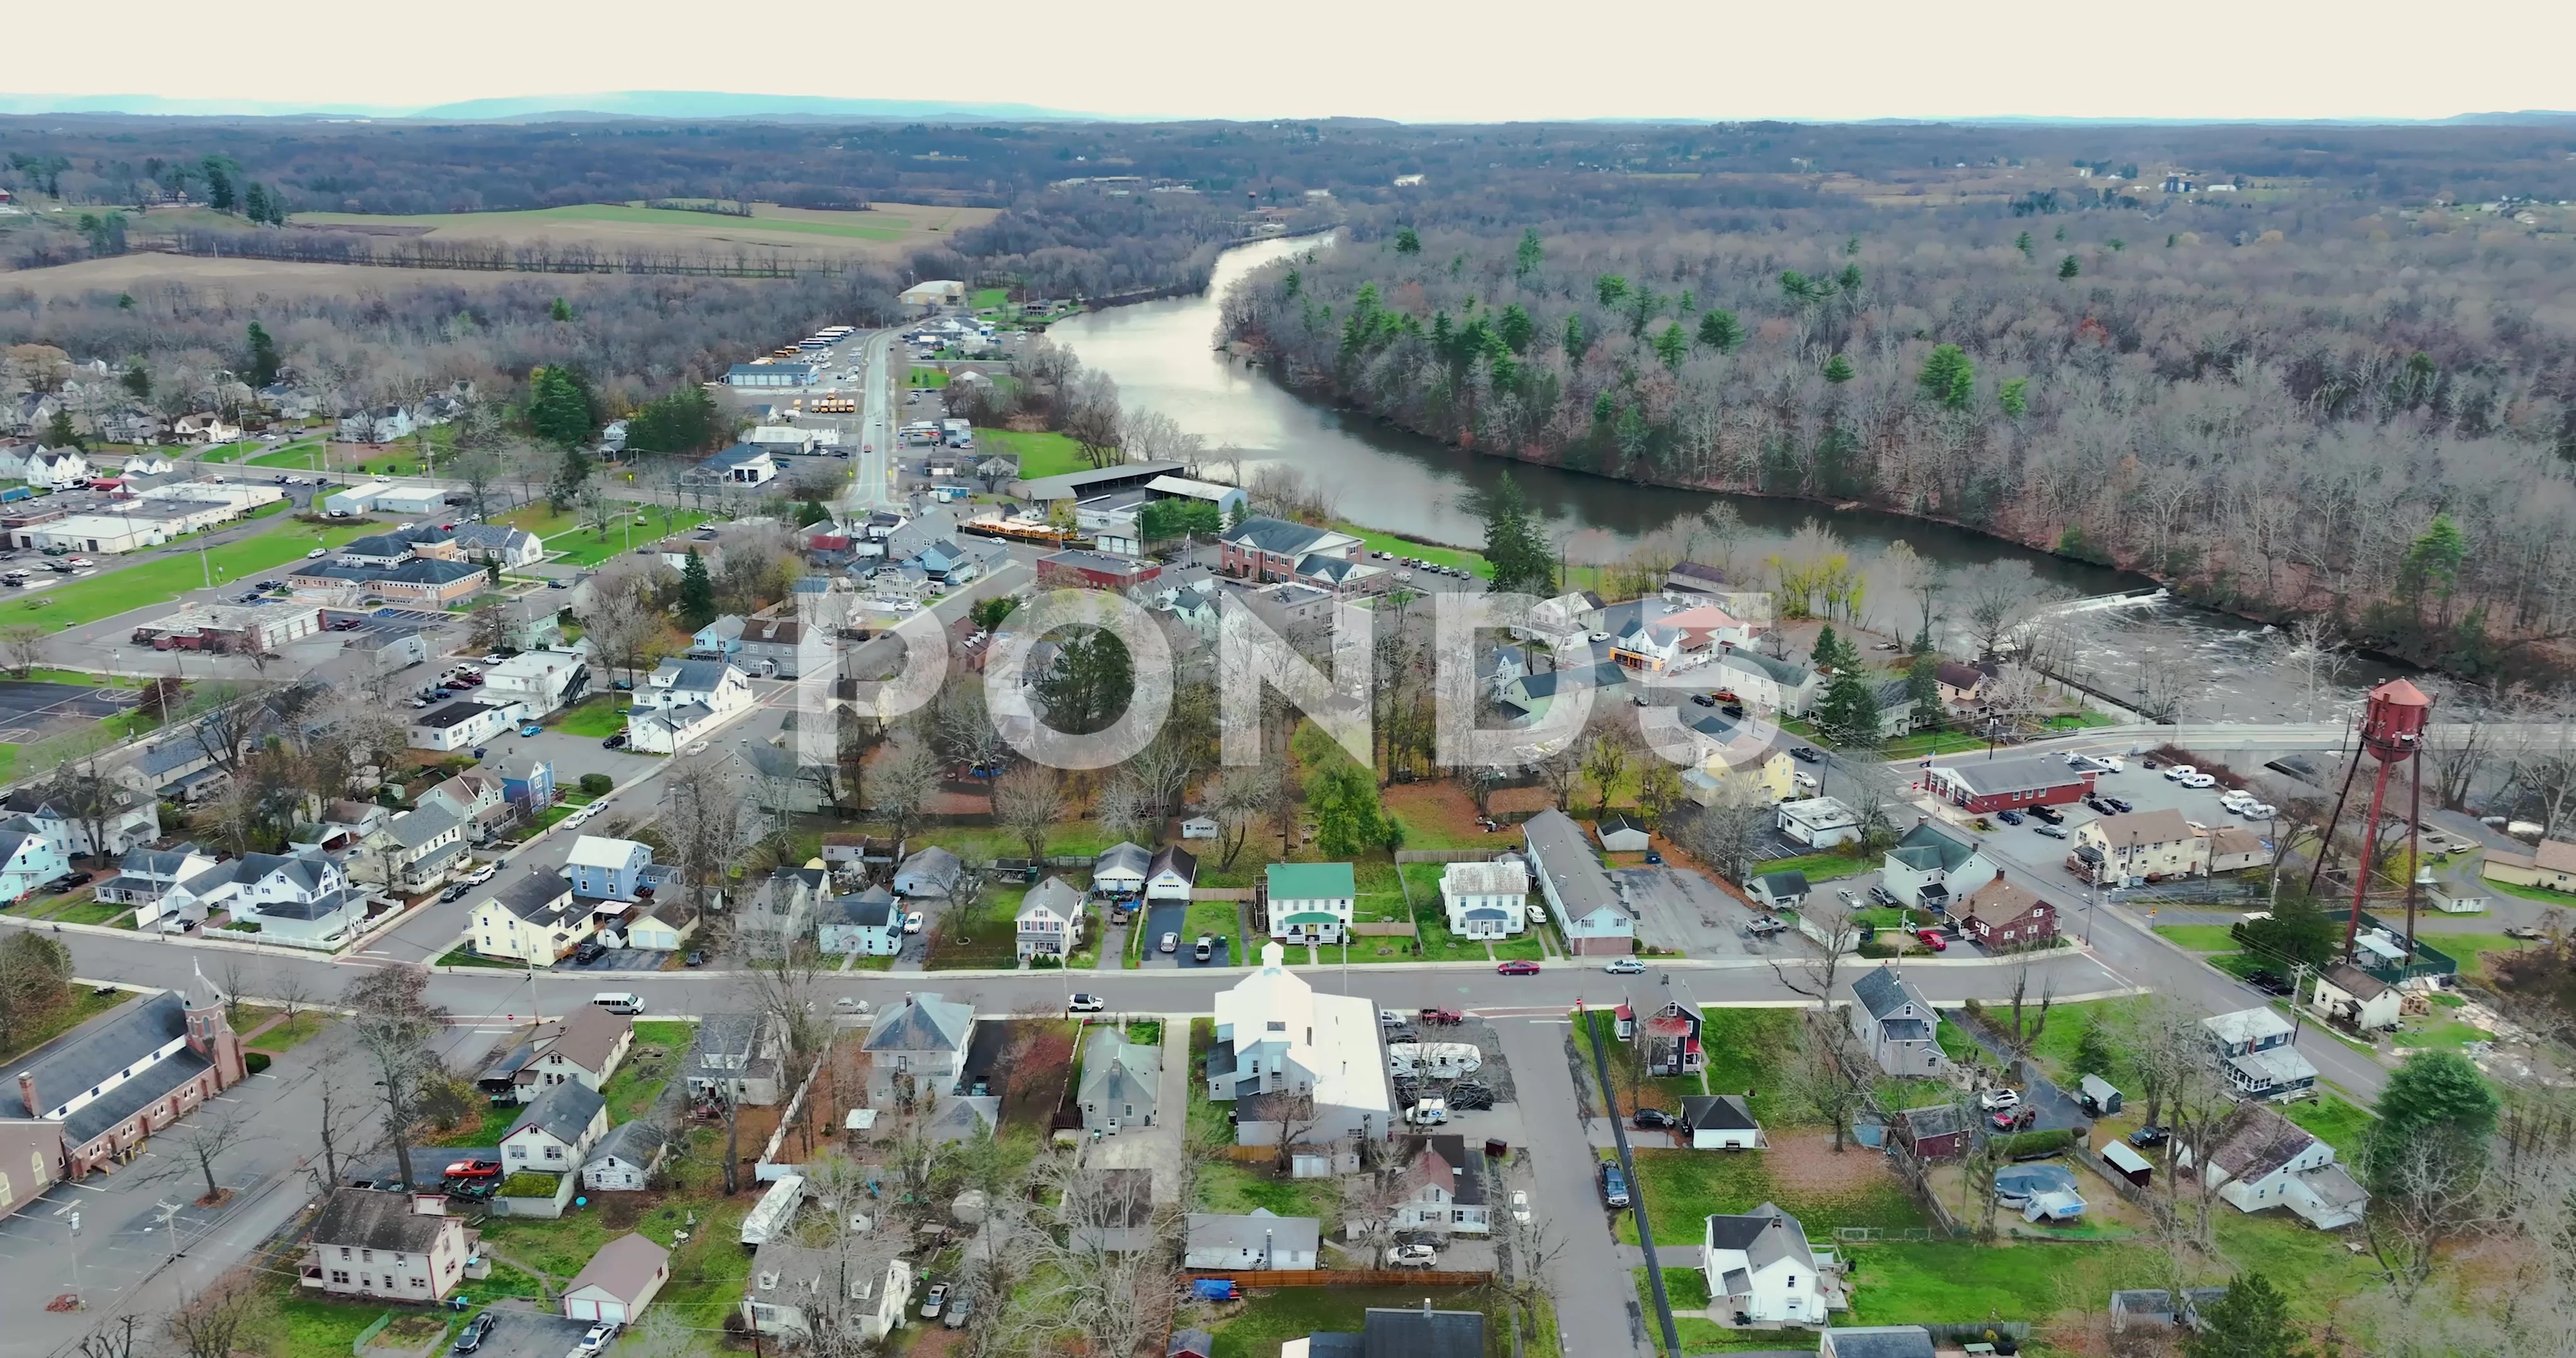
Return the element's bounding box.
[1264,862,1356,944]
[1880,819,1999,912]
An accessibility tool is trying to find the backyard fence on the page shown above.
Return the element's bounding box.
[1394,848,1502,864]
[1187,1269,1495,1288]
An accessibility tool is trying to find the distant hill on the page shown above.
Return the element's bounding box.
[0,90,1104,123]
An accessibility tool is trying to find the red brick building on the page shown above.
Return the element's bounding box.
[1954,871,2060,951]
[1924,754,2094,815]
[1036,549,1162,590]
[13,973,245,1179]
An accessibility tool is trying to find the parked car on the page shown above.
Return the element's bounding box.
[2245,969,2294,996]
[306,547,327,558]
[2086,797,2116,815]
[2129,1125,2170,1148]
[1159,932,1179,954]
[440,883,470,902]
[1600,1162,1631,1208]
[518,722,543,737]
[1914,928,1948,952]
[833,997,870,1013]
[2036,823,2069,839]
[443,1159,502,1179]
[1193,934,1214,963]
[2028,804,2065,824]
[577,1323,618,1354]
[1691,693,1716,707]
[1511,1190,1531,1225]
[2181,773,2218,788]
[1497,959,1541,976]
[572,941,608,964]
[1385,1244,1440,1268]
[1746,915,1788,936]
[602,734,628,749]
[943,1292,972,1329]
[450,1313,497,1355]
[903,911,924,934]
[1604,958,1644,974]
[921,1283,949,1319]
[1868,885,1900,908]
[684,949,708,966]
[1418,1007,1463,1025]
[2163,764,2197,781]
[2506,925,2548,941]
[2103,797,2135,814]
[1634,1108,1679,1130]
[465,863,498,886]
[1979,1088,2021,1112]
[1067,993,1105,1013]
[1790,746,1822,763]
[1997,809,2024,825]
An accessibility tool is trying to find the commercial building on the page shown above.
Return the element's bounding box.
[10,980,248,1180]
[131,602,325,654]
[1038,549,1163,590]
[1925,756,2096,814]
[406,699,526,753]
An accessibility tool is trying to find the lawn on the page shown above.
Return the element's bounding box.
[426,1100,523,1149]
[0,519,374,627]
[1633,1269,1796,1355]
[1699,1008,1803,1125]
[909,366,952,387]
[1204,1286,1504,1358]
[601,1020,694,1122]
[2282,1090,2376,1159]
[1879,729,1996,759]
[2154,924,2243,952]
[1328,521,1492,579]
[553,693,630,738]
[1184,898,1250,964]
[970,287,1010,309]
[1194,1157,1340,1222]
[926,885,1026,969]
[1750,851,1871,883]
[1840,1239,2162,1328]
[970,426,1089,479]
[1979,995,2142,1088]
[2477,876,2576,907]
[0,744,17,785]
[1614,1145,1926,1245]
[501,503,584,538]
[435,944,527,969]
[1579,1010,1702,1118]
[299,202,906,240]
[0,986,124,1067]
[238,1005,331,1052]
[2422,930,2541,978]
[545,511,709,567]
[243,440,330,470]
[9,666,110,686]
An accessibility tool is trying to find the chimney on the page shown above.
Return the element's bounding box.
[1994,869,2007,884]
[18,1071,36,1118]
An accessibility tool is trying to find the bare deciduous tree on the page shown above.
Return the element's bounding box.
[340,964,446,1191]
[992,764,1065,863]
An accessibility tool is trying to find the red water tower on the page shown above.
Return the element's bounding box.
[2316,678,2434,959]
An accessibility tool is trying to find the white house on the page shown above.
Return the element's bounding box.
[408,699,527,753]
[338,405,416,443]
[2202,1007,2318,1098]
[1387,1134,1491,1237]
[1184,1210,1319,1271]
[743,1237,913,1343]
[501,1080,609,1175]
[817,887,901,956]
[2307,964,2402,1033]
[1709,648,1821,717]
[1522,809,1636,956]
[892,846,963,898]
[626,658,753,754]
[480,650,588,717]
[469,870,597,964]
[1204,942,1391,1147]
[1879,820,1999,912]
[4,784,161,858]
[1701,1203,1838,1325]
[1775,797,1860,849]
[1596,814,1652,853]
[2179,1101,2370,1230]
[0,444,91,489]
[580,1122,669,1193]
[1092,841,1150,901]
[860,991,974,1107]
[1438,859,1529,938]
[1144,845,1197,902]
[377,800,469,894]
[1014,876,1086,961]
[1680,1095,1767,1151]
[1264,862,1355,945]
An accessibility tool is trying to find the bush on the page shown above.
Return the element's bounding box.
[1992,1127,2076,1159]
[500,1171,562,1198]
[245,1051,272,1074]
[579,773,613,797]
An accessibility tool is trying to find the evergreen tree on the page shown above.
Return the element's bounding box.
[1813,668,1882,747]
[1811,625,1843,670]
[1916,345,1976,411]
[1311,762,1393,858]
[1594,273,1628,306]
[245,321,280,388]
[2074,1019,2116,1079]
[1480,474,1556,597]
[1497,303,1535,355]
[121,359,151,400]
[2058,255,2081,279]
[43,408,79,449]
[548,445,590,514]
[2014,231,2035,258]
[1998,376,2030,417]
[1653,322,1689,372]
[549,297,573,322]
[2368,1050,2501,1193]
[677,551,718,630]
[2182,1274,2309,1358]
[1823,353,1854,384]
[2234,891,2338,971]
[1392,227,1421,255]
[1696,309,1742,353]
[1033,628,1133,735]
[625,386,723,455]
[797,499,832,527]
[242,181,270,223]
[198,155,236,212]
[1514,228,1543,277]
[1907,653,1946,732]
[1563,312,1588,357]
[2397,512,2468,622]
[526,365,593,448]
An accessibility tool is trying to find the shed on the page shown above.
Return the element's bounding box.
[562,1233,670,1323]
[2100,1138,2154,1187]
[2077,1073,2123,1115]
[1596,814,1652,853]
[1748,870,1807,911]
[1179,816,1218,840]
[1890,1103,1968,1161]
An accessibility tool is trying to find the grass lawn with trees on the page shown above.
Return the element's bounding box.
[0,986,123,1067]
[1204,1287,1502,1358]
[552,693,630,737]
[1750,851,1872,883]
[970,426,1089,479]
[1609,1144,1925,1246]
[1,519,376,627]
[1328,521,1492,578]
[545,511,709,568]
[2154,924,2243,952]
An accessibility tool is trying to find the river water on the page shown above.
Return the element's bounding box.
[1048,235,2399,717]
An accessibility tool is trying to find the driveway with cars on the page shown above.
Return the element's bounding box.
[452,1306,592,1358]
[1140,903,1188,968]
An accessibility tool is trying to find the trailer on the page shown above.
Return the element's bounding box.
[1387,1042,1483,1079]
[739,1174,806,1246]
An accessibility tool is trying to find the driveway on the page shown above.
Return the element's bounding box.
[557,948,669,973]
[1611,867,1758,957]
[462,1306,590,1358]
[1140,903,1187,968]
[1491,1014,1644,1358]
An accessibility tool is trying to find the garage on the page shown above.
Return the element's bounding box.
[561,1232,670,1325]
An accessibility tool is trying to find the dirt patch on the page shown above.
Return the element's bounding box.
[1384,780,1498,844]
[0,253,638,299]
[1486,784,1558,818]
[1763,1129,1887,1195]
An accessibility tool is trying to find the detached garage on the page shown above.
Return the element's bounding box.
[563,1232,670,1324]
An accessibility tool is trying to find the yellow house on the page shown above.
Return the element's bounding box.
[2482,839,2576,892]
[468,869,597,964]
[1685,742,1797,807]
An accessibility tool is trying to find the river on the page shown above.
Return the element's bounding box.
[1048,235,2403,718]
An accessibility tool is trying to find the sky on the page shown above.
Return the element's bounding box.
[9,0,2576,123]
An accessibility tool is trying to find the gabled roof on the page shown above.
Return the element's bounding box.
[1936,754,2084,799]
[1703,1201,1816,1274]
[1889,820,1980,873]
[386,800,463,849]
[823,887,895,928]
[484,869,577,924]
[1820,1327,1938,1358]
[1017,876,1083,922]
[1958,872,2050,925]
[1265,861,1355,900]
[864,991,973,1054]
[565,1232,670,1305]
[1093,841,1152,878]
[308,1188,454,1253]
[1220,515,1339,556]
[1681,1094,1758,1132]
[1852,964,1927,1022]
[1892,1102,1965,1139]
[1521,809,1626,920]
[565,835,648,871]
[16,990,191,1117]
[895,845,963,886]
[2201,1007,2295,1047]
[543,1005,631,1075]
[585,1118,667,1168]
[2200,1101,2325,1182]
[1078,1029,1162,1114]
[508,1078,605,1147]
[1440,859,1528,896]
[1147,843,1197,882]
[1184,1206,1319,1254]
[2089,807,2194,849]
[2321,963,2390,1000]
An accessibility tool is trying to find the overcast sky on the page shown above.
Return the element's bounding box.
[11,0,2576,123]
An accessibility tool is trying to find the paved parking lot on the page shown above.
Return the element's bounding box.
[1611,866,1780,958]
[557,947,670,973]
[460,1305,590,1358]
[0,678,137,740]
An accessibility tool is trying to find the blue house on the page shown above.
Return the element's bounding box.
[691,616,747,660]
[564,835,652,902]
[818,887,902,956]
[0,817,69,903]
[498,758,555,817]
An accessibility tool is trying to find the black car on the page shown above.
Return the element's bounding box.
[573,941,609,964]
[1790,746,1822,763]
[450,1312,498,1355]
[2028,804,2065,824]
[1449,1088,1495,1110]
[2129,1125,2170,1148]
[2086,797,2116,815]
[1691,693,1716,707]
[602,734,628,749]
[1633,1108,1679,1130]
[2245,969,2293,995]
[1721,704,1746,718]
[2104,797,2135,814]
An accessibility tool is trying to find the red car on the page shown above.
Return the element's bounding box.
[443,1159,501,1180]
[1418,1007,1464,1025]
[1914,929,1948,952]
[1496,960,1541,976]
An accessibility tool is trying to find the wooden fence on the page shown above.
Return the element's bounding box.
[1350,921,1418,937]
[1189,1269,1494,1288]
[1191,888,1254,902]
[1394,849,1501,864]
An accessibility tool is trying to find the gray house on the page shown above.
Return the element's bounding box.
[738,866,824,957]
[1850,965,1944,1077]
[1182,1209,1319,1271]
[687,1013,784,1107]
[892,846,964,898]
[1077,1028,1162,1134]
[581,1119,668,1192]
[860,991,974,1107]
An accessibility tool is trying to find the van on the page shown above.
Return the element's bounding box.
[591,992,644,1015]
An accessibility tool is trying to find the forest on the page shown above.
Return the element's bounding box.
[1219,173,2576,676]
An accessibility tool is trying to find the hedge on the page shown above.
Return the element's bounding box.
[245,1051,272,1074]
[578,773,614,797]
[1992,1127,2077,1159]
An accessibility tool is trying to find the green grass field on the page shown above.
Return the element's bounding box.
[552,695,630,738]
[2472,876,2576,907]
[1750,851,1871,882]
[0,521,372,627]
[2421,930,2541,978]
[909,367,952,387]
[502,504,584,538]
[243,440,330,470]
[1840,1239,2162,1328]
[1330,521,1492,579]
[971,287,1010,309]
[1880,729,1997,759]
[1614,1144,1926,1245]
[297,202,905,240]
[972,426,1089,479]
[2283,1090,2376,1158]
[545,511,709,567]
[2154,924,2242,952]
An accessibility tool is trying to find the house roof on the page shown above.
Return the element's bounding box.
[1266,861,1355,900]
[823,887,896,929]
[1078,1029,1161,1113]
[387,800,464,849]
[412,701,497,732]
[1440,860,1528,896]
[1220,516,1341,556]
[1892,1103,1965,1139]
[2090,807,2195,850]
[1933,661,1989,690]
[2200,1101,2324,1182]
[1094,841,1152,878]
[565,836,648,871]
[1704,1201,1816,1274]
[1353,1307,1485,1358]
[1936,754,2083,799]
[2201,1007,2296,1047]
[1168,1330,1215,1358]
[1819,1327,1938,1358]
[1681,1094,1758,1132]
[1184,1207,1319,1254]
[484,869,577,924]
[1018,876,1083,921]
[1521,809,1626,920]
[1852,965,1928,1022]
[62,1047,215,1145]
[566,1232,670,1305]
[508,1079,604,1147]
[1751,869,1807,898]
[863,991,973,1054]
[1148,844,1197,882]
[1599,813,1645,839]
[2534,838,2576,874]
[1958,872,2050,925]
[308,1188,454,1253]
[1416,1133,1486,1206]
[896,845,963,886]
[1889,820,1980,873]
[2321,963,2391,1001]
[544,1005,631,1075]
[653,658,736,693]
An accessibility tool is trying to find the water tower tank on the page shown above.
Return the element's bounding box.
[2359,677,2431,759]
